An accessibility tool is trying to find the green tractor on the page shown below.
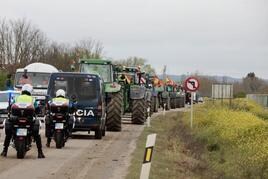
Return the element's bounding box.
[161,90,171,111]
[148,75,162,113]
[176,85,185,108]
[79,59,123,131]
[149,75,170,111]
[159,79,170,111]
[115,66,151,124]
[166,83,185,109]
[167,84,178,109]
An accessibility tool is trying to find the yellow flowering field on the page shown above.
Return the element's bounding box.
[184,100,268,178]
[210,98,268,120]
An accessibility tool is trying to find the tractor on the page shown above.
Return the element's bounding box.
[166,78,185,109]
[166,84,177,109]
[149,75,170,111]
[175,85,185,108]
[159,79,171,111]
[79,59,123,131]
[114,66,151,124]
[149,75,163,113]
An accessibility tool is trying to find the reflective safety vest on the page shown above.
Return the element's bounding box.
[52,97,69,105]
[15,94,37,108]
[15,95,34,104]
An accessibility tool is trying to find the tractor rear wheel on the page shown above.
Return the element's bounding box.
[106,91,123,131]
[175,98,180,108]
[170,98,176,109]
[132,99,146,124]
[162,97,170,111]
[152,96,159,113]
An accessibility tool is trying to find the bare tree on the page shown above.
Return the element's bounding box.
[0,18,106,73]
[0,18,48,72]
[0,19,9,66]
[242,72,266,94]
[74,38,104,59]
[113,56,156,74]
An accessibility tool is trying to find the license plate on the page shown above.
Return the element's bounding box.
[55,123,64,129]
[16,128,27,136]
[0,114,8,118]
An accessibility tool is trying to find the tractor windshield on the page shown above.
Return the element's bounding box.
[117,72,139,84]
[123,71,140,84]
[80,64,112,83]
[14,72,50,89]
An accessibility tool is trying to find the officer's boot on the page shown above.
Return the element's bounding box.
[46,137,51,147]
[1,134,12,157]
[0,147,8,157]
[35,135,45,158]
[1,122,12,157]
[38,149,45,158]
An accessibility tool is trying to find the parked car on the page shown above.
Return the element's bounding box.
[0,91,20,128]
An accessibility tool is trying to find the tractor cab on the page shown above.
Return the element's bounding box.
[79,59,113,83]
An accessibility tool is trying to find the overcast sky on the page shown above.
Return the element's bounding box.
[0,0,267,78]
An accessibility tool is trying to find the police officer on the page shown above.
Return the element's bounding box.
[0,84,45,158]
[45,89,74,147]
[5,73,13,90]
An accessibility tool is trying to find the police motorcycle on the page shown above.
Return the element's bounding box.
[10,99,37,158]
[46,95,76,149]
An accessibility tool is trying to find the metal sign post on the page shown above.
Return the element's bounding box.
[184,77,200,129]
[190,92,194,128]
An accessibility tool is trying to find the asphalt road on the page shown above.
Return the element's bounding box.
[0,119,144,179]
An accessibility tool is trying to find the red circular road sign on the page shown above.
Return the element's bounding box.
[184,77,200,92]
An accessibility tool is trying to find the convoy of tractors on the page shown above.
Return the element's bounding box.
[78,59,186,131]
[17,59,187,136]
[2,59,188,158]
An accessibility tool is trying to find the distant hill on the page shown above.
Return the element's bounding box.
[158,74,242,83]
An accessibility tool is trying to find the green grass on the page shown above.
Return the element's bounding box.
[126,111,210,179]
[185,101,268,179]
[126,99,268,179]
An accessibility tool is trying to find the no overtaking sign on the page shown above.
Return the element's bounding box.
[184,77,200,92]
[184,77,200,129]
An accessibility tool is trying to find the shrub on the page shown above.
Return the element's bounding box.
[185,103,268,178]
[234,91,246,98]
[0,70,7,90]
